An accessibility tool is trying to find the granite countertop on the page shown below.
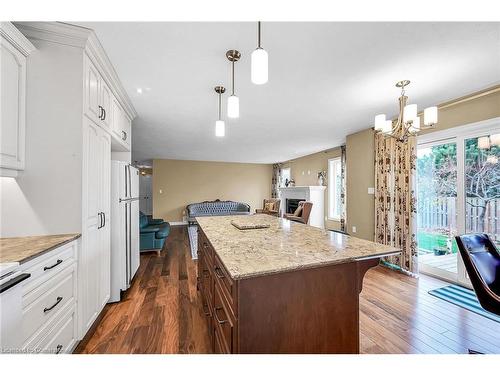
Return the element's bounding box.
[196,214,400,280]
[0,234,81,264]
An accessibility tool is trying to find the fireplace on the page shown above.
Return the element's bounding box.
[278,186,326,228]
[286,198,304,214]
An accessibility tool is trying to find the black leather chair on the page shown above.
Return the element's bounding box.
[455,233,500,353]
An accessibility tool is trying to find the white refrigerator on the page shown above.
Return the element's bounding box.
[110,161,140,302]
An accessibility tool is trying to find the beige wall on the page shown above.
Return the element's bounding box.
[345,129,376,240]
[152,159,273,222]
[344,88,500,241]
[282,147,342,231]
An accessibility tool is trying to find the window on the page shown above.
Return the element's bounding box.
[328,158,342,220]
[280,167,291,187]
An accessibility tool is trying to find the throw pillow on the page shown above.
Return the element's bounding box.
[294,205,303,217]
[264,202,275,211]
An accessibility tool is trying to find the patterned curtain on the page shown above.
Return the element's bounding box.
[271,163,281,198]
[340,145,347,232]
[374,133,418,275]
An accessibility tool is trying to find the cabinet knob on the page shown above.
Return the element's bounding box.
[122,131,127,141]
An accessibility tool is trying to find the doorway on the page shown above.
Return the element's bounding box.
[417,118,500,286]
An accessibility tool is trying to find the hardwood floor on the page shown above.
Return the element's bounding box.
[76,226,500,354]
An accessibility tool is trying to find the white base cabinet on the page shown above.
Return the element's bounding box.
[20,240,79,354]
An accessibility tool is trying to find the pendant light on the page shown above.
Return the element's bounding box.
[226,49,241,118]
[251,21,268,84]
[214,86,225,137]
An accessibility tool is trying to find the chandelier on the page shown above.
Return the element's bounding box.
[374,80,438,142]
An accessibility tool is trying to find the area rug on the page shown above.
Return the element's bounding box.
[187,225,198,259]
[428,284,500,323]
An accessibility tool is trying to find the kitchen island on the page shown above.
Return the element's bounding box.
[196,214,399,354]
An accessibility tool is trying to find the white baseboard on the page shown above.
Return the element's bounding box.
[170,221,188,226]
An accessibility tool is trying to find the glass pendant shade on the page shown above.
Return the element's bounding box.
[478,136,491,150]
[251,48,268,84]
[215,120,225,137]
[490,133,500,146]
[403,104,418,123]
[382,120,393,133]
[227,95,239,118]
[374,114,386,131]
[424,106,438,126]
[411,116,421,133]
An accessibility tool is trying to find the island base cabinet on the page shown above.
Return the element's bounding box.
[237,263,360,354]
[197,229,379,354]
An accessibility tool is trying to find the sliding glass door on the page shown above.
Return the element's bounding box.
[417,119,500,286]
[417,141,459,282]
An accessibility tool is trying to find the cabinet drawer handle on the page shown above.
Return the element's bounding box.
[122,130,127,141]
[202,302,210,316]
[55,345,63,354]
[102,108,106,121]
[214,267,225,279]
[214,307,227,324]
[44,259,63,271]
[43,296,63,313]
[98,105,103,119]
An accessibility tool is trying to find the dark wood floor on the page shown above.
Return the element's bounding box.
[76,226,500,354]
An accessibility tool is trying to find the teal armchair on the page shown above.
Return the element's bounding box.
[139,211,170,253]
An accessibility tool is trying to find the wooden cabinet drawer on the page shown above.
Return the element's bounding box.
[213,254,236,313]
[21,264,76,344]
[213,324,229,354]
[198,231,213,263]
[213,282,235,353]
[201,258,213,303]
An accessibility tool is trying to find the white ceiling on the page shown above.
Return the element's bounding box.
[77,22,500,164]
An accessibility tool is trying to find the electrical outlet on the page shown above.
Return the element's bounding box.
[368,187,375,195]
[352,226,357,233]
[159,189,163,194]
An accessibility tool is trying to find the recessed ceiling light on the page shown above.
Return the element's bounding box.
[136,88,143,94]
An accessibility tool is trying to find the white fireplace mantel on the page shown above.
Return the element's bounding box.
[278,186,326,228]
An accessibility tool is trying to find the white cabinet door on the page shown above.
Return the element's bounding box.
[111,97,131,150]
[80,118,101,336]
[83,56,101,124]
[111,97,124,140]
[122,113,132,148]
[79,117,112,338]
[99,79,112,130]
[98,130,111,309]
[0,31,27,175]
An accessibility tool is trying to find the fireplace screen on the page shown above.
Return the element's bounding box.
[286,198,304,214]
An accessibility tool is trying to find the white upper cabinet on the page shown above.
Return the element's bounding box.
[83,55,101,124]
[84,54,130,151]
[111,96,131,150]
[99,79,113,130]
[0,22,35,177]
